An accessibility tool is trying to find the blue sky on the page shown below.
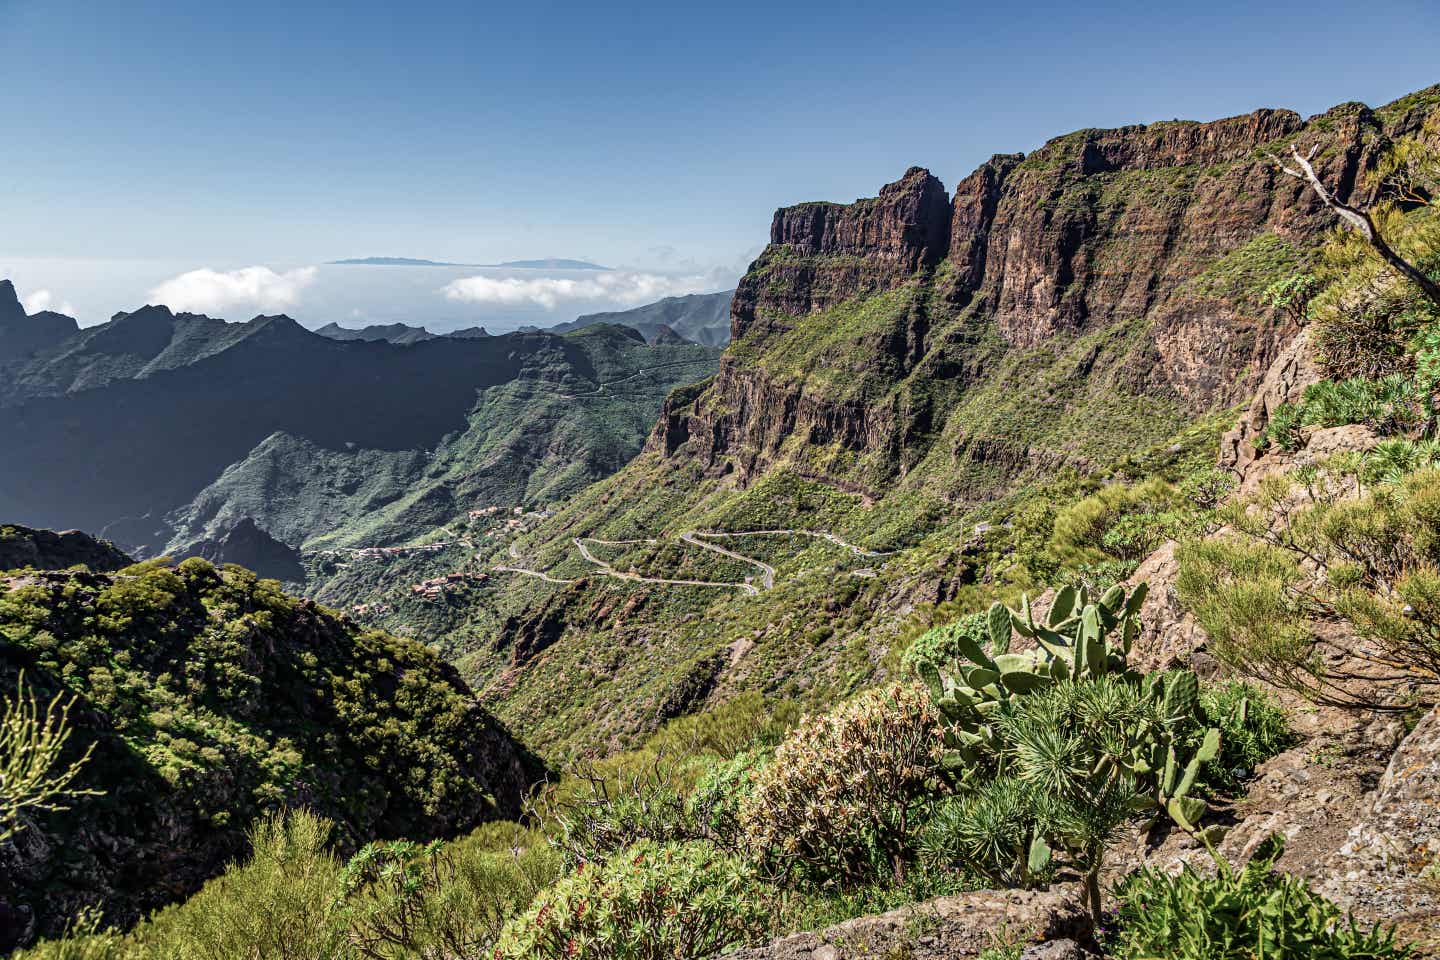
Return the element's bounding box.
[1,0,1437,329]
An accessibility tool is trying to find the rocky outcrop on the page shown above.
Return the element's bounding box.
[183,516,304,582]
[0,279,78,363]
[730,167,950,344]
[672,362,902,483]
[1319,705,1440,944]
[958,110,1300,337]
[948,153,1023,298]
[0,523,131,573]
[651,89,1439,496]
[717,885,1088,960]
[1218,327,1324,477]
[768,166,952,270]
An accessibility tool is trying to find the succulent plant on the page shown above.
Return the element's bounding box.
[918,581,1224,840]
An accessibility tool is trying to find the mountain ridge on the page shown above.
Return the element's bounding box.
[540,289,736,346]
[0,294,722,557]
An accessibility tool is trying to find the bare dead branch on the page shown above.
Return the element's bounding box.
[1272,143,1440,307]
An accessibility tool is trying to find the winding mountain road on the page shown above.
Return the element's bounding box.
[491,565,576,585]
[574,537,759,594]
[679,532,776,590]
[560,358,718,400]
[493,527,887,595]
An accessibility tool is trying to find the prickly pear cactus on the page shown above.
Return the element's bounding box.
[918,581,1225,837]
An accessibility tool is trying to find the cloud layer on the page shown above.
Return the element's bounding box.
[440,271,723,310]
[149,266,318,315]
[21,289,77,316]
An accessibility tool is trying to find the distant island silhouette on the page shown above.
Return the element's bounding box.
[329,256,609,270]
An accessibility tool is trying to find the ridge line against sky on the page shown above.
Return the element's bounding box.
[2,0,1436,329]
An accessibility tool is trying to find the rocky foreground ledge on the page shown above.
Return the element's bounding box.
[718,885,1090,960]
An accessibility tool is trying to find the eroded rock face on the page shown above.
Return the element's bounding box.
[0,524,131,573]
[955,105,1385,405]
[1319,706,1440,939]
[768,166,952,273]
[654,89,1438,494]
[716,885,1088,960]
[1218,326,1324,479]
[730,167,950,345]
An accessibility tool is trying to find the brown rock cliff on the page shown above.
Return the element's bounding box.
[651,88,1440,491]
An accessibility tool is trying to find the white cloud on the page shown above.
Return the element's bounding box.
[148,266,318,315]
[21,289,77,316]
[440,271,725,310]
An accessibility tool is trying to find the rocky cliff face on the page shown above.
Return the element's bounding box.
[0,524,131,573]
[181,516,305,582]
[0,280,78,364]
[730,166,950,344]
[652,89,1439,492]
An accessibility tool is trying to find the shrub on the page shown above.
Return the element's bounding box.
[1178,466,1440,703]
[1,672,98,843]
[1111,836,1411,959]
[642,691,799,758]
[1049,478,1183,567]
[533,758,705,868]
[133,810,347,960]
[1179,467,1237,511]
[1362,438,1440,484]
[1256,401,1304,452]
[1308,205,1440,381]
[1198,680,1295,789]
[920,778,1044,888]
[899,613,989,679]
[336,822,560,960]
[737,683,941,885]
[921,673,1216,921]
[492,840,765,960]
[687,748,770,846]
[9,912,133,960]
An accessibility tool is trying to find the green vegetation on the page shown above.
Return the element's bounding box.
[738,683,941,886]
[0,570,1341,960]
[0,672,97,843]
[336,822,561,960]
[493,840,764,960]
[1197,680,1296,790]
[914,586,1224,920]
[0,557,534,938]
[1256,374,1430,452]
[14,86,1440,960]
[1178,462,1440,705]
[1111,836,1411,960]
[1186,233,1310,307]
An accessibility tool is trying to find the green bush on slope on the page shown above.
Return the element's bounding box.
[1177,463,1440,704]
[737,682,942,886]
[492,840,765,960]
[1111,836,1411,960]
